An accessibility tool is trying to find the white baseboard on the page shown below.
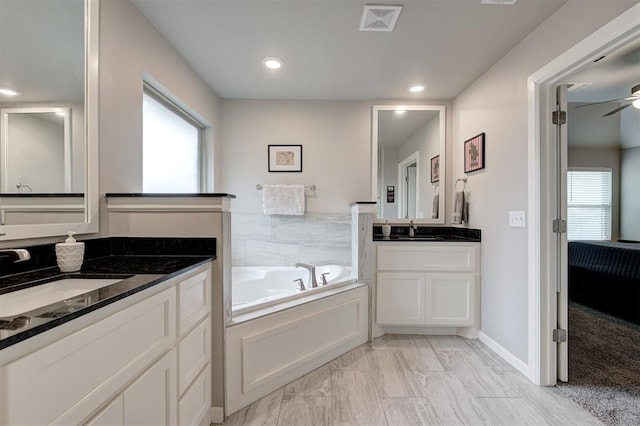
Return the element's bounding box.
[210,407,224,424]
[478,331,533,380]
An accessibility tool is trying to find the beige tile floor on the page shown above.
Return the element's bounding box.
[220,334,601,425]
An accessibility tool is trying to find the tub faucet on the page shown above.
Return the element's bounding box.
[295,263,318,288]
[0,249,30,263]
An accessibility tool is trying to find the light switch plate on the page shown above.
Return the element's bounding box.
[509,211,526,228]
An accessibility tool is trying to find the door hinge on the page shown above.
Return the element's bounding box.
[552,219,567,234]
[553,328,567,343]
[552,110,567,125]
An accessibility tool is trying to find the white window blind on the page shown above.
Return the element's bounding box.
[567,169,612,241]
[143,85,203,193]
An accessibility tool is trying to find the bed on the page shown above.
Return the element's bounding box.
[568,241,640,324]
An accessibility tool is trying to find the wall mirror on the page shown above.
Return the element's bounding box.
[372,105,446,223]
[0,0,98,240]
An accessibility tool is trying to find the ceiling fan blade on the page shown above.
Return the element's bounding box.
[602,103,632,117]
[574,97,628,108]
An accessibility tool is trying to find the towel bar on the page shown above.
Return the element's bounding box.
[256,184,317,191]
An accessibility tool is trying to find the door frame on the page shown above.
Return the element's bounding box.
[527,3,640,386]
[397,151,419,219]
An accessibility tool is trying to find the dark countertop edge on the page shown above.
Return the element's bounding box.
[105,193,236,199]
[0,257,212,351]
[0,193,84,198]
[350,201,377,206]
[373,236,481,243]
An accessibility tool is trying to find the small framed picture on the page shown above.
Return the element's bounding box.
[430,155,440,183]
[268,145,302,172]
[464,133,485,173]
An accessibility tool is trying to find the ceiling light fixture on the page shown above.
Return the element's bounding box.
[262,57,283,70]
[633,99,640,110]
[408,84,426,93]
[395,108,407,114]
[0,87,21,96]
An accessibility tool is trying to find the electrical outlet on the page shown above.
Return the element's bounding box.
[509,211,526,228]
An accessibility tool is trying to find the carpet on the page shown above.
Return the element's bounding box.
[556,302,640,425]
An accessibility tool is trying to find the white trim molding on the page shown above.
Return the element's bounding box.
[479,332,531,378]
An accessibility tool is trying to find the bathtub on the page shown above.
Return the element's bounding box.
[231,264,355,314]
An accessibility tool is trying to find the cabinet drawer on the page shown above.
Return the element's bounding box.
[1,287,176,425]
[178,269,211,336]
[179,364,211,426]
[178,317,211,396]
[378,245,476,272]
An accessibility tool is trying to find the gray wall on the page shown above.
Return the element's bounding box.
[568,147,621,241]
[450,0,637,363]
[98,0,222,232]
[621,146,640,240]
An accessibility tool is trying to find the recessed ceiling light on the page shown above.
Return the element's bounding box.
[0,87,21,96]
[395,108,407,114]
[262,57,284,70]
[408,84,426,93]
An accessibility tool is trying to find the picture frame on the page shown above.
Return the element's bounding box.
[464,133,485,173]
[430,155,440,183]
[268,144,302,172]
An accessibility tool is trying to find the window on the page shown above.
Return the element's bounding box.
[567,169,612,241]
[143,84,204,193]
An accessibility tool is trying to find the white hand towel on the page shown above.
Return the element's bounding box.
[431,193,439,219]
[263,184,305,215]
[452,191,465,224]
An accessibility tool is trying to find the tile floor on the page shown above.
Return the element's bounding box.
[220,334,602,425]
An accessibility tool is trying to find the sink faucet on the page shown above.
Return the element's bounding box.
[409,220,417,238]
[295,262,318,288]
[0,249,30,263]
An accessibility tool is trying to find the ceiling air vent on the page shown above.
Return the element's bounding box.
[359,5,403,32]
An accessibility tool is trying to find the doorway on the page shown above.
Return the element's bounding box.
[528,4,640,387]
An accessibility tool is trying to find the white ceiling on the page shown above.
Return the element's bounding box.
[378,110,439,148]
[133,0,567,100]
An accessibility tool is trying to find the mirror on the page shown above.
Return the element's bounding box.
[0,0,98,239]
[372,105,446,223]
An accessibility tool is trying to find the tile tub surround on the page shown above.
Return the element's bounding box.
[373,225,481,242]
[232,213,351,266]
[0,237,216,350]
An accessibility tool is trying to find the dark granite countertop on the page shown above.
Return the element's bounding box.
[373,226,481,242]
[0,237,216,351]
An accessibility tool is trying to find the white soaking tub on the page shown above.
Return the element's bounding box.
[231,264,355,314]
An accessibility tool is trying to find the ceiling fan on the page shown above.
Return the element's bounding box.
[574,83,640,117]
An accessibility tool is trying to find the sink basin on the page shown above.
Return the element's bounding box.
[0,278,122,318]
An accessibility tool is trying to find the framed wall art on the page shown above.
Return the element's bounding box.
[464,133,485,173]
[268,144,302,172]
[430,155,440,183]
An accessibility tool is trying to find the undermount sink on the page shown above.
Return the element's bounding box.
[0,278,123,318]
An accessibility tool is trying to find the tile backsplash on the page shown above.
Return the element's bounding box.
[232,212,351,266]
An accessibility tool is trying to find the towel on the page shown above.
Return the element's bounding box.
[263,184,305,215]
[431,193,439,219]
[451,191,469,225]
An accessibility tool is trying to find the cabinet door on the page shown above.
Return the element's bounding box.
[376,272,426,325]
[425,273,475,326]
[123,348,177,426]
[85,396,124,426]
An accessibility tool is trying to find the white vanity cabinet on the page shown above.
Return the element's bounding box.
[376,244,480,330]
[0,262,212,426]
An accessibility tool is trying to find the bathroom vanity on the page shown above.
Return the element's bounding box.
[372,226,481,338]
[0,238,215,425]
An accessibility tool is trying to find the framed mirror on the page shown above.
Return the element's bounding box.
[0,0,98,240]
[372,105,446,223]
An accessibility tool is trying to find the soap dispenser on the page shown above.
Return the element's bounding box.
[381,220,391,238]
[56,231,85,272]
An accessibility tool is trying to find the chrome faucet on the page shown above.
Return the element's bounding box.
[295,262,318,288]
[0,249,30,263]
[409,220,417,238]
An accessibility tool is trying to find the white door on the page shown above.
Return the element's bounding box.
[555,85,569,382]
